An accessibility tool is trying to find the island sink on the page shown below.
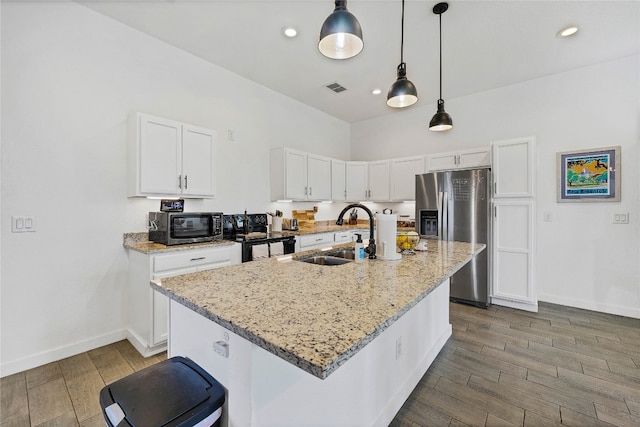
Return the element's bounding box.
[296,255,352,266]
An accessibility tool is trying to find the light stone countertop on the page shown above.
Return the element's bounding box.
[151,239,485,379]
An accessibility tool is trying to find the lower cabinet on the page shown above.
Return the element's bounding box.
[127,243,242,357]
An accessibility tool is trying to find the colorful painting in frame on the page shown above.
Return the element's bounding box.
[557,146,620,202]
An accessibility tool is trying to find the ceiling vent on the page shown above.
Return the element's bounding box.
[325,82,347,93]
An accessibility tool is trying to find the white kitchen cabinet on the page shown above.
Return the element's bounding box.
[490,136,536,311]
[331,159,347,201]
[368,160,391,201]
[128,113,216,198]
[345,161,368,201]
[270,148,331,201]
[492,201,536,309]
[390,156,426,201]
[427,147,490,172]
[127,243,241,356]
[492,136,535,198]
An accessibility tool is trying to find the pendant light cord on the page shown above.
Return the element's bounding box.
[438,12,442,99]
[400,0,405,64]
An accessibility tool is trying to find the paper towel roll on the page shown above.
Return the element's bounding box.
[376,213,402,261]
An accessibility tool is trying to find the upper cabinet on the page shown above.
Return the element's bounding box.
[390,156,425,201]
[331,159,347,202]
[427,147,490,172]
[270,147,331,201]
[492,137,535,198]
[367,160,390,202]
[345,161,368,201]
[128,113,216,198]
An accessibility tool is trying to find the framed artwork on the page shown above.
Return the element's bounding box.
[557,146,621,202]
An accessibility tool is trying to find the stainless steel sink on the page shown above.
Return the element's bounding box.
[324,248,356,260]
[296,256,352,266]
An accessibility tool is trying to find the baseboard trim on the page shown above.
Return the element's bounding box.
[0,329,127,378]
[538,293,640,319]
[491,297,539,312]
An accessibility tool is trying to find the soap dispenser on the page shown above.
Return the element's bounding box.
[354,233,365,263]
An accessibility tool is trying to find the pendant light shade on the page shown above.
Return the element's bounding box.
[429,99,453,131]
[387,0,417,108]
[387,63,418,107]
[429,2,453,132]
[319,0,364,60]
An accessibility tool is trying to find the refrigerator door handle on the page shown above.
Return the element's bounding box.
[437,191,443,239]
[443,191,449,240]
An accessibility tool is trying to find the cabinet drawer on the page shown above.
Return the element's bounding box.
[299,233,334,248]
[154,246,232,274]
[334,231,352,243]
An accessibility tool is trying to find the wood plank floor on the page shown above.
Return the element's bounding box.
[0,340,166,427]
[390,302,640,427]
[1,302,639,426]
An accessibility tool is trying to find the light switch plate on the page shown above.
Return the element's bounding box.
[613,213,629,224]
[12,216,36,232]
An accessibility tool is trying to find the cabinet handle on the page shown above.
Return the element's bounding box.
[304,186,308,196]
[315,238,323,242]
[184,175,188,189]
[190,257,206,262]
[178,175,182,189]
[309,187,312,196]
[494,182,497,195]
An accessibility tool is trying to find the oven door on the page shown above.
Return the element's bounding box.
[242,237,296,262]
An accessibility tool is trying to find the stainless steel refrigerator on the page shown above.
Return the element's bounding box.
[415,168,491,308]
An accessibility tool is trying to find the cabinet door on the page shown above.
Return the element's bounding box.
[492,136,535,198]
[427,152,458,172]
[345,161,368,201]
[152,290,169,346]
[307,154,332,201]
[492,201,535,304]
[458,148,491,169]
[390,156,425,201]
[368,160,390,201]
[181,125,215,197]
[331,159,346,201]
[285,149,308,200]
[139,115,182,194]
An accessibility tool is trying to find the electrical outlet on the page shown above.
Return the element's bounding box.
[227,129,235,141]
[395,337,402,360]
[213,340,229,358]
[543,212,553,222]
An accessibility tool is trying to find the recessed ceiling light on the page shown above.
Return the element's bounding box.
[371,88,382,95]
[282,26,298,38]
[557,25,579,38]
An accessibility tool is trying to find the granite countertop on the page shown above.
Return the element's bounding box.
[123,224,414,255]
[152,240,484,379]
[123,232,236,254]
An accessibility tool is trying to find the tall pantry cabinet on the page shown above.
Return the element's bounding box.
[491,136,537,312]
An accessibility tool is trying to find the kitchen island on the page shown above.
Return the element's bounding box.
[152,240,484,426]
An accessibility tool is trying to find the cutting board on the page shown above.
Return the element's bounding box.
[292,210,315,229]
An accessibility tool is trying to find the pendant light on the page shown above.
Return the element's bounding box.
[429,2,453,132]
[319,0,364,60]
[387,0,418,108]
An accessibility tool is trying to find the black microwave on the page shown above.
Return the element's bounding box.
[148,212,223,246]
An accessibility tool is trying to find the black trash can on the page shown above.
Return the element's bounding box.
[99,356,225,427]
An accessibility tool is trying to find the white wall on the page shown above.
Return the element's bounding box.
[0,2,350,376]
[352,55,640,318]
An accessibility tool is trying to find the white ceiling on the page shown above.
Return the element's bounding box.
[78,0,639,123]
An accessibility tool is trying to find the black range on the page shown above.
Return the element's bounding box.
[223,213,296,262]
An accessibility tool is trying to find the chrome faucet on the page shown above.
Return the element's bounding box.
[336,203,376,259]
